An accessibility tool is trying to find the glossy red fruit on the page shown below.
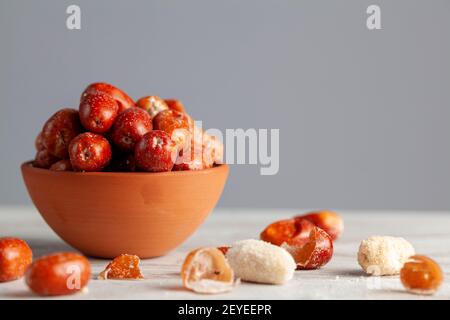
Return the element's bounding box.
[49,159,73,171]
[41,108,83,158]
[110,107,152,152]
[35,132,45,151]
[0,237,33,282]
[260,218,315,247]
[165,99,186,113]
[136,95,168,118]
[69,133,112,171]
[34,149,59,169]
[295,211,343,240]
[79,93,119,133]
[25,252,91,296]
[153,109,192,148]
[173,148,205,171]
[135,130,178,172]
[282,227,334,270]
[81,82,135,113]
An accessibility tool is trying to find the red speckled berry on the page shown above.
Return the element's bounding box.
[41,108,83,158]
[34,149,59,169]
[0,237,33,282]
[165,99,186,113]
[136,95,168,118]
[25,252,91,296]
[81,82,135,113]
[69,133,112,171]
[35,132,45,151]
[49,159,73,171]
[110,107,152,152]
[153,109,192,148]
[173,148,206,171]
[135,130,178,172]
[79,93,119,133]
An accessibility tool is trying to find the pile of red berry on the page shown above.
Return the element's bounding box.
[33,83,223,172]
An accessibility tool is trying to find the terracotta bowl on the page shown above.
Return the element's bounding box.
[21,162,229,258]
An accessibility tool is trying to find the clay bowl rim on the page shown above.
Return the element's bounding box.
[21,161,229,177]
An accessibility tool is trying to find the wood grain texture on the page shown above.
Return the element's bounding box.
[0,206,449,300]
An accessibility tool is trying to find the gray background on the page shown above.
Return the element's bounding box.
[1,0,450,210]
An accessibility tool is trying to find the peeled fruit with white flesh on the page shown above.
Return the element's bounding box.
[357,236,415,276]
[181,247,237,294]
[226,239,296,284]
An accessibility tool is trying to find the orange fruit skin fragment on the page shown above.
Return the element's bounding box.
[283,227,334,270]
[260,218,314,246]
[99,254,144,280]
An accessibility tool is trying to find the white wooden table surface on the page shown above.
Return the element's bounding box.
[0,206,449,300]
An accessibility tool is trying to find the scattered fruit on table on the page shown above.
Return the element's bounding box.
[181,247,237,294]
[282,227,333,270]
[357,236,415,276]
[400,255,443,295]
[225,239,296,285]
[98,254,144,280]
[25,252,91,296]
[260,218,314,246]
[295,210,344,240]
[0,237,33,282]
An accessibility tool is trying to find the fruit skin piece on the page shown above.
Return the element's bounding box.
[165,99,186,113]
[400,255,444,295]
[34,149,59,169]
[110,107,152,152]
[98,254,144,280]
[69,132,112,172]
[260,218,315,246]
[357,236,415,276]
[25,252,91,296]
[226,239,296,284]
[282,227,333,270]
[79,93,119,133]
[136,95,169,118]
[135,130,178,172]
[153,109,192,149]
[41,108,83,158]
[49,159,73,171]
[0,237,33,282]
[181,247,236,294]
[295,210,343,240]
[81,82,135,113]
